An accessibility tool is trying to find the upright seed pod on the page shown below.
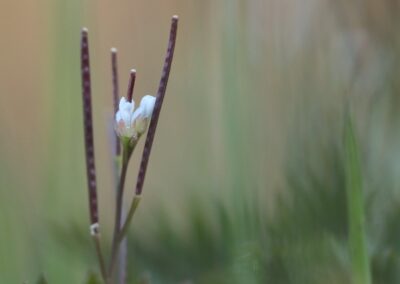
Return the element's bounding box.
[81,28,99,229]
[111,48,121,156]
[135,15,179,196]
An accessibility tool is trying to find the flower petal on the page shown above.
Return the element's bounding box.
[131,106,143,123]
[139,95,156,118]
[115,111,122,122]
[119,97,127,110]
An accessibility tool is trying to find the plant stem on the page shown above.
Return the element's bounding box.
[109,141,134,279]
[110,47,128,284]
[344,113,371,284]
[107,15,178,282]
[108,196,141,278]
[117,196,141,243]
[92,234,108,283]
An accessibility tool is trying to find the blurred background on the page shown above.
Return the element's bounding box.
[1,0,400,283]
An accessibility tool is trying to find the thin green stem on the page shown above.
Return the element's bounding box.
[92,234,108,284]
[108,140,135,279]
[118,196,141,243]
[108,195,141,278]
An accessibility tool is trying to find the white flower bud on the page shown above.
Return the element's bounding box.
[114,95,156,138]
[115,97,136,138]
[132,95,156,135]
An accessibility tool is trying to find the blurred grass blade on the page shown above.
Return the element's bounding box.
[344,114,371,284]
[85,271,102,284]
[36,274,48,284]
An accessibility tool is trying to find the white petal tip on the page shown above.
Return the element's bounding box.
[82,27,89,33]
[130,69,136,74]
[111,47,118,53]
[172,15,179,20]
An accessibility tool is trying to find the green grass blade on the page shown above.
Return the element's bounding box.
[344,114,371,284]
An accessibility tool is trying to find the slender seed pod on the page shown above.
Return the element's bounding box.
[111,48,121,156]
[126,69,137,103]
[135,15,178,195]
[81,28,99,227]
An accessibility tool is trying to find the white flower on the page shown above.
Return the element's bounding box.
[115,95,156,138]
[132,95,156,134]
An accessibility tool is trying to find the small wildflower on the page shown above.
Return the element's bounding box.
[115,95,156,139]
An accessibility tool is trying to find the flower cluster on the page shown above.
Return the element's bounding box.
[115,95,156,139]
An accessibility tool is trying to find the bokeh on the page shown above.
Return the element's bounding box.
[1,0,400,283]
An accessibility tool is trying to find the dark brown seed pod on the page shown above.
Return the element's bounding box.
[126,69,137,103]
[135,15,179,195]
[81,28,99,225]
[111,48,121,156]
